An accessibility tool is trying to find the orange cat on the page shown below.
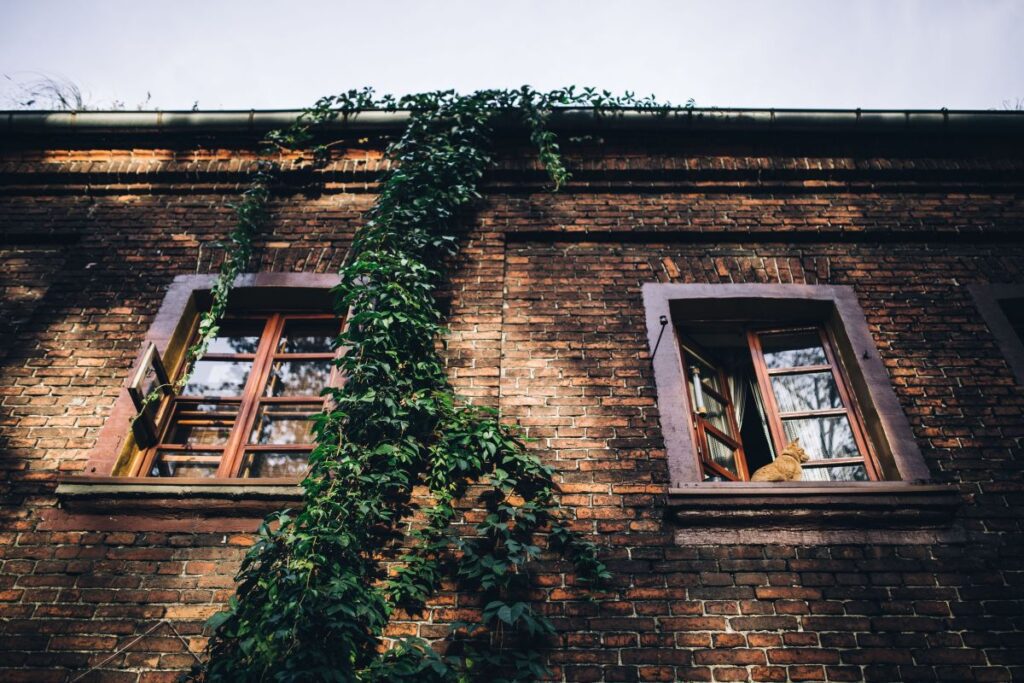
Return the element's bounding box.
[750,440,810,482]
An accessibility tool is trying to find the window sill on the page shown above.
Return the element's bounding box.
[53,476,303,519]
[667,482,962,544]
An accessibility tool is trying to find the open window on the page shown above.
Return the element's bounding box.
[643,284,933,488]
[78,273,344,483]
[680,324,878,482]
[130,313,341,479]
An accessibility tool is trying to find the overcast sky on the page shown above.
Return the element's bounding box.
[1,0,1021,111]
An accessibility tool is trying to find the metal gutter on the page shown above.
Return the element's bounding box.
[4,107,1024,139]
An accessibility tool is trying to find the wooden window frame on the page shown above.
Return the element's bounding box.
[132,312,340,480]
[81,273,342,482]
[642,283,932,488]
[748,325,881,481]
[678,341,749,481]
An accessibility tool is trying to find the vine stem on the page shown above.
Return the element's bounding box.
[187,88,663,682]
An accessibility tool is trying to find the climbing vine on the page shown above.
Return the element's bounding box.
[180,87,669,682]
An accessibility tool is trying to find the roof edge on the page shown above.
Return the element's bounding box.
[4,107,1024,138]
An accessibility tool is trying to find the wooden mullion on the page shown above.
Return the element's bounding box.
[217,314,284,477]
[161,455,221,464]
[764,364,834,376]
[168,396,242,404]
[270,353,337,361]
[256,398,324,406]
[153,444,225,452]
[778,407,849,420]
[703,458,742,482]
[803,457,866,468]
[280,313,337,320]
[700,421,743,450]
[198,353,257,361]
[698,384,730,404]
[753,324,820,336]
[243,444,315,452]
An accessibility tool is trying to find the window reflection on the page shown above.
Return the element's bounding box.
[240,451,309,478]
[761,331,828,369]
[783,416,858,460]
[250,404,316,445]
[770,372,842,413]
[264,360,332,397]
[205,320,265,355]
[277,320,338,354]
[182,361,252,397]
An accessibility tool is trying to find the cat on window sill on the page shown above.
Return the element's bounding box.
[749,440,810,482]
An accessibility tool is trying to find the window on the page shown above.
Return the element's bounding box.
[679,324,877,482]
[129,313,340,479]
[970,285,1024,387]
[80,273,342,482]
[643,283,931,487]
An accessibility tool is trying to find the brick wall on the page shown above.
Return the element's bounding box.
[1,130,1022,681]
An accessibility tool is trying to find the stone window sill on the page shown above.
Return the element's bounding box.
[667,482,962,544]
[55,477,303,516]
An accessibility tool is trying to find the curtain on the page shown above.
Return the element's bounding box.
[728,370,748,427]
[748,376,776,460]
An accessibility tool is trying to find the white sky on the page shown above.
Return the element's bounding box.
[1,0,1022,111]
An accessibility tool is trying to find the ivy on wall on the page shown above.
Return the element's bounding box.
[176,87,669,682]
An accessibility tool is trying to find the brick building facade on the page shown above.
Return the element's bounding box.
[1,109,1023,682]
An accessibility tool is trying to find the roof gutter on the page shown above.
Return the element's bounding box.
[3,108,1024,139]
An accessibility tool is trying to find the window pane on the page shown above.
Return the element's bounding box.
[264,359,332,397]
[249,404,317,445]
[761,331,828,369]
[240,451,310,478]
[770,372,842,413]
[278,319,338,354]
[685,352,723,395]
[136,364,163,401]
[165,402,238,447]
[150,451,220,478]
[801,464,869,482]
[783,415,859,460]
[705,433,739,477]
[701,392,733,437]
[206,319,265,355]
[182,360,252,397]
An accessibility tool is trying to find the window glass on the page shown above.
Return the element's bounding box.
[141,312,337,479]
[770,372,842,413]
[782,415,859,460]
[761,331,828,369]
[205,319,265,355]
[150,451,220,478]
[705,433,739,477]
[801,464,869,482]
[182,360,252,397]
[164,402,238,447]
[264,360,332,397]
[240,451,310,478]
[277,319,338,354]
[249,404,317,445]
